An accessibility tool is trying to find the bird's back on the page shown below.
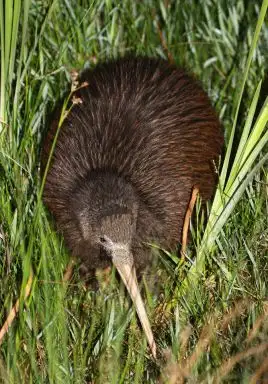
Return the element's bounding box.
[42,57,223,253]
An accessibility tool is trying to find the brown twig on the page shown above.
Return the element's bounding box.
[181,187,199,260]
[63,259,75,282]
[213,342,268,383]
[160,348,184,384]
[161,300,248,382]
[246,308,268,344]
[0,268,33,345]
[0,259,74,345]
[182,317,215,377]
[179,324,193,359]
[249,354,268,384]
[156,22,175,64]
[151,8,175,64]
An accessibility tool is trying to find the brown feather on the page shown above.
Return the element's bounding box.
[41,56,223,271]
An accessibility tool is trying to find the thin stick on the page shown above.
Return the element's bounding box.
[213,342,268,383]
[150,8,175,64]
[0,259,74,345]
[246,310,268,344]
[181,187,199,260]
[156,22,175,64]
[249,355,268,384]
[0,268,33,345]
[63,259,75,282]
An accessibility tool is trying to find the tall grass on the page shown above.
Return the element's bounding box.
[178,0,268,296]
[0,0,267,382]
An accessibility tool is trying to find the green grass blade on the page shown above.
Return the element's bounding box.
[215,0,268,192]
[1,1,268,381]
[4,0,13,81]
[0,1,6,128]
[240,96,268,164]
[12,0,31,130]
[225,81,262,192]
[204,153,268,253]
[9,0,21,84]
[177,0,268,296]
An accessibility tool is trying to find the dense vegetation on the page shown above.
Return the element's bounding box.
[0,1,267,382]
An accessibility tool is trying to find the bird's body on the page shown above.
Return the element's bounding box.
[42,57,223,271]
[42,57,223,357]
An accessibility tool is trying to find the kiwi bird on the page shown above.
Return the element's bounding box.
[41,57,223,358]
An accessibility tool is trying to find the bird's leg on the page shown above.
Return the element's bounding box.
[181,187,199,260]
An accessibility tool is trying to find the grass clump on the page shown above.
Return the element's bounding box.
[0,0,267,382]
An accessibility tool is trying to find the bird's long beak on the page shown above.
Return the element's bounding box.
[111,247,157,359]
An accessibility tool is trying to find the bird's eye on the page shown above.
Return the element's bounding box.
[99,235,109,245]
[99,235,113,250]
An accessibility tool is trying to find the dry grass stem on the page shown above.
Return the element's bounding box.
[179,325,193,359]
[0,259,74,345]
[160,349,184,384]
[219,300,248,331]
[0,269,33,345]
[246,304,268,344]
[63,259,75,282]
[213,342,268,383]
[181,187,199,260]
[161,300,249,382]
[151,8,175,64]
[182,318,214,376]
[249,355,268,384]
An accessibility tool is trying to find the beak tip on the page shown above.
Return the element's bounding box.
[151,341,157,359]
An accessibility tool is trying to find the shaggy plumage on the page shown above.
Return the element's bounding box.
[42,57,223,271]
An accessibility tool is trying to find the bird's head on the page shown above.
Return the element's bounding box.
[62,171,156,358]
[67,171,138,267]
